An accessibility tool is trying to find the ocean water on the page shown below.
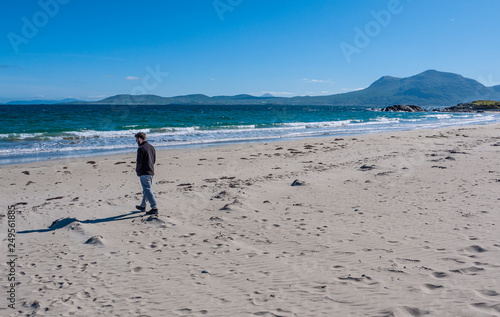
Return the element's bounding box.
[1,103,499,165]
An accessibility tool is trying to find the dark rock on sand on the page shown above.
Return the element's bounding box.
[31,300,41,309]
[381,105,424,112]
[220,204,232,211]
[85,235,104,245]
[46,196,64,201]
[291,179,306,186]
[359,165,376,171]
[49,217,78,229]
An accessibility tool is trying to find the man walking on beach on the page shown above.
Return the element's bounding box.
[135,132,159,215]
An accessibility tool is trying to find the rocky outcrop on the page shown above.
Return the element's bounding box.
[440,103,477,112]
[441,102,500,112]
[381,105,424,112]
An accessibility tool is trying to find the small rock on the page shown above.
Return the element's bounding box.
[220,204,231,211]
[291,179,305,186]
[84,236,104,245]
[46,196,64,201]
[49,218,78,229]
[359,165,375,171]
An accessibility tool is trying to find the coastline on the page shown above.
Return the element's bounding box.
[2,105,500,166]
[1,123,500,316]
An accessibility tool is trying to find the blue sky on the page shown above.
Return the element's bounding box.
[1,0,499,102]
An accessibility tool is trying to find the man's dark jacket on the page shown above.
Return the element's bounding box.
[136,141,156,176]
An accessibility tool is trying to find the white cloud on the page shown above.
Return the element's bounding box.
[304,91,333,96]
[262,91,296,96]
[303,78,333,83]
[125,76,140,80]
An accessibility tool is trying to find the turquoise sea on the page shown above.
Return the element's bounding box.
[1,103,500,165]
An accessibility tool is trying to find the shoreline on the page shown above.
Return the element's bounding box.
[1,123,499,316]
[2,119,500,167]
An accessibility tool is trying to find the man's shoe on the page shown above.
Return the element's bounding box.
[136,205,146,211]
[146,208,158,215]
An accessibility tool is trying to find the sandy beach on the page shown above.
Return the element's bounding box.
[1,123,500,317]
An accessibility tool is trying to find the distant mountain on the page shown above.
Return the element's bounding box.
[90,93,272,106]
[78,70,500,107]
[5,98,85,105]
[95,94,171,105]
[260,93,275,98]
[295,70,500,107]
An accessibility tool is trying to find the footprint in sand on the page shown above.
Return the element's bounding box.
[450,266,484,275]
[431,271,448,279]
[439,257,465,264]
[463,245,488,253]
[421,284,444,295]
[396,258,420,264]
[391,306,430,316]
[475,289,500,300]
[470,302,500,314]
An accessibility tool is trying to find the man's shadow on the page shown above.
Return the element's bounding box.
[18,211,145,234]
